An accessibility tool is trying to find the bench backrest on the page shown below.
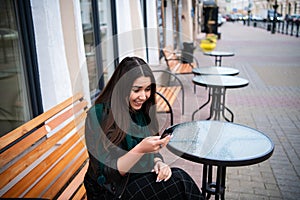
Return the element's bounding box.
[162,47,196,74]
[0,93,88,199]
[156,86,181,113]
[162,47,180,69]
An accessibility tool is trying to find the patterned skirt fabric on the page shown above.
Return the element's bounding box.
[121,167,203,200]
[84,167,204,200]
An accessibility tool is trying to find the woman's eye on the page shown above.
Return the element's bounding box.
[145,87,151,91]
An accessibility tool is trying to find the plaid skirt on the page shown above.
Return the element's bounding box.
[84,167,203,200]
[121,167,203,200]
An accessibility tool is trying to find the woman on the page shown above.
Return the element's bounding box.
[84,57,203,199]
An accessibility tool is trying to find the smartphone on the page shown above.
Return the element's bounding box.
[160,131,172,139]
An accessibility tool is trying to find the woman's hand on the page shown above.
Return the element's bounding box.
[132,135,171,154]
[153,161,172,182]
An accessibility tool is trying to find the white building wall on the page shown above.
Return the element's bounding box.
[31,0,73,111]
[116,0,147,61]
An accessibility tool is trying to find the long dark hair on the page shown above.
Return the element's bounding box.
[95,57,158,146]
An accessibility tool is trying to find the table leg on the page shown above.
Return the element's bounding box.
[221,167,226,200]
[194,74,197,94]
[215,88,222,120]
[202,164,208,198]
[193,86,235,122]
[201,164,227,200]
[221,88,234,122]
[215,166,226,200]
[192,87,211,120]
[215,167,221,200]
[209,87,222,121]
[210,87,235,122]
[207,88,215,120]
[207,165,213,199]
[224,107,234,122]
[215,56,222,66]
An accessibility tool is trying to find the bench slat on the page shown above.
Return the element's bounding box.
[0,100,87,168]
[70,183,87,200]
[25,127,86,198]
[0,93,84,149]
[0,112,86,189]
[2,119,86,197]
[156,86,181,113]
[167,87,181,106]
[41,133,88,199]
[57,161,88,200]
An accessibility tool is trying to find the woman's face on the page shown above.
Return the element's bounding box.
[129,76,152,111]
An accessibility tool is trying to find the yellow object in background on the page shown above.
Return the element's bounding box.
[206,34,218,43]
[200,34,217,52]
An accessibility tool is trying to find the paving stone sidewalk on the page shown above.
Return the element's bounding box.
[160,22,300,200]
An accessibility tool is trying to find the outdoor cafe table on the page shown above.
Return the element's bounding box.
[165,120,274,200]
[192,66,240,94]
[192,66,239,76]
[203,51,235,66]
[192,75,249,122]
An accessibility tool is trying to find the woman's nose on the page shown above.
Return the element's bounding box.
[139,91,147,99]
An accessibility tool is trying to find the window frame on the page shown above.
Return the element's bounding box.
[16,0,43,117]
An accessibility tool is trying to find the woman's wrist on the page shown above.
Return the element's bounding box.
[154,158,163,164]
[131,143,144,154]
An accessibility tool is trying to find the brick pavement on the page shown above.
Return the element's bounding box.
[159,22,300,200]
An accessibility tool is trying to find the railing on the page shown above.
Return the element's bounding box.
[243,20,300,37]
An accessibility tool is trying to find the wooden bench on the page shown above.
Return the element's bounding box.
[153,70,184,125]
[162,46,199,75]
[0,93,88,200]
[156,87,180,126]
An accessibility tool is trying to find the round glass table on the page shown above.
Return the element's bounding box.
[166,120,274,200]
[203,51,235,66]
[192,75,249,122]
[192,67,239,76]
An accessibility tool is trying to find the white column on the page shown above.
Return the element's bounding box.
[165,0,175,47]
[60,0,91,107]
[181,0,193,42]
[146,1,160,65]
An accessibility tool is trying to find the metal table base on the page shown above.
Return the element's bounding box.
[202,164,226,200]
[192,87,234,122]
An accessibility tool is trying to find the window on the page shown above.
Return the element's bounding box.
[80,0,99,97]
[0,0,40,136]
[80,0,114,99]
[98,0,115,84]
